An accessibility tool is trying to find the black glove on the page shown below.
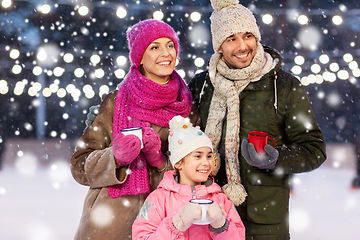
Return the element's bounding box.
[84,105,99,132]
[241,138,279,169]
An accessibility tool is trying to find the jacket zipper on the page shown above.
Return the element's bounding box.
[191,186,196,199]
[273,70,278,114]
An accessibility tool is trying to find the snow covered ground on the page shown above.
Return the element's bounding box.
[289,166,360,240]
[0,162,359,240]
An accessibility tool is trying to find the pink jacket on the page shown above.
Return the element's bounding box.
[132,170,245,240]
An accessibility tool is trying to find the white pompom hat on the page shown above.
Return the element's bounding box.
[168,115,213,167]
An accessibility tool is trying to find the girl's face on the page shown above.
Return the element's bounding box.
[140,37,177,84]
[175,147,213,186]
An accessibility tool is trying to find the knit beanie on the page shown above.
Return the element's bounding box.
[210,0,261,51]
[168,116,213,167]
[126,19,180,68]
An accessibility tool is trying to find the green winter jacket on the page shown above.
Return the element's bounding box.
[188,46,326,240]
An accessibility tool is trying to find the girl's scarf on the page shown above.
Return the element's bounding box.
[205,43,274,206]
[108,66,192,198]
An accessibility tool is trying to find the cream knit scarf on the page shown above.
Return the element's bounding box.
[205,43,274,206]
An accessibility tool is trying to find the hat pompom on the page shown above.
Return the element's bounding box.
[210,0,239,11]
[169,115,192,131]
[168,115,213,167]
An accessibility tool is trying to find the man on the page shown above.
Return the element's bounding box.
[187,1,326,239]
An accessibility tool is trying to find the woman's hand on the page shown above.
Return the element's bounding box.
[142,127,165,167]
[112,132,141,166]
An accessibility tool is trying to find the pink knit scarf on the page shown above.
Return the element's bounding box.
[108,66,192,198]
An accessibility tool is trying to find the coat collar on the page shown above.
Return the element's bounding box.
[159,170,221,198]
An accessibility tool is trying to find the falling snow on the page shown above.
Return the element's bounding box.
[1,1,360,239]
[0,0,359,142]
[90,204,114,227]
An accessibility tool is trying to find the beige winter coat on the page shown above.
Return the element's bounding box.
[70,90,200,240]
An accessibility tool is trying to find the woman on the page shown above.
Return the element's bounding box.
[70,19,199,240]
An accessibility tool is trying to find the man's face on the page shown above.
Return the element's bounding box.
[218,32,257,69]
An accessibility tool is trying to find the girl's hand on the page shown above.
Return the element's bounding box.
[172,202,202,231]
[208,202,226,229]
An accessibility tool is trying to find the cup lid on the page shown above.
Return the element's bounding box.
[189,198,213,204]
[120,127,142,132]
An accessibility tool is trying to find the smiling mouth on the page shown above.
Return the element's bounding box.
[234,53,248,59]
[158,61,171,65]
[197,170,209,174]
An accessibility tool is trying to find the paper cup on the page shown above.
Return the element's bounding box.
[120,127,143,148]
[189,198,213,225]
[248,131,276,154]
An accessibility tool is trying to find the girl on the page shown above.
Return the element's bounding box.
[70,20,198,239]
[132,116,245,239]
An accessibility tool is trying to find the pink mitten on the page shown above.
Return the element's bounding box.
[112,133,141,166]
[173,202,202,231]
[142,127,165,167]
[207,202,226,229]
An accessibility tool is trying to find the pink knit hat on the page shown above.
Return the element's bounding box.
[126,19,180,68]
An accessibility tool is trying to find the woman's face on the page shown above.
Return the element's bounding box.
[140,37,177,84]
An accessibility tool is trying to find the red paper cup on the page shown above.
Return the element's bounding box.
[248,131,276,155]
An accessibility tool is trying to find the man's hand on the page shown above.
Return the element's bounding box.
[241,138,279,169]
